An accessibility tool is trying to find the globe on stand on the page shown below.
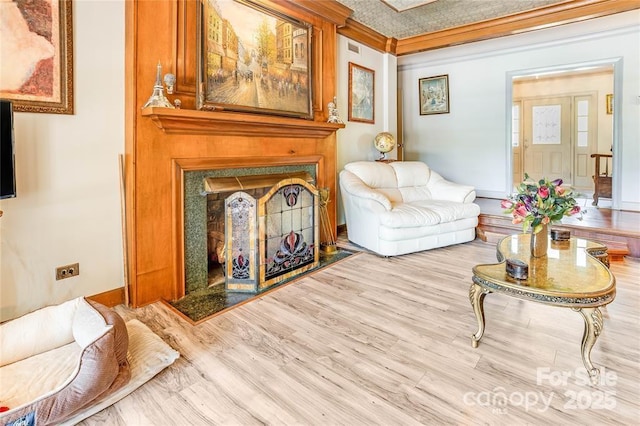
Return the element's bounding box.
[374,132,396,161]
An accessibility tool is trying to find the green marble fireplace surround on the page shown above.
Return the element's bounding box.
[183,164,316,294]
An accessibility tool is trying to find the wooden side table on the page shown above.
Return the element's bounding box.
[470,234,616,383]
[591,153,612,206]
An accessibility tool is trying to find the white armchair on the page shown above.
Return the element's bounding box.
[339,161,480,256]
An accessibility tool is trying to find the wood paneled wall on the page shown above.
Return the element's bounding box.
[125,0,348,307]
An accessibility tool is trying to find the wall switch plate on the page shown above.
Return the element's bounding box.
[56,263,79,280]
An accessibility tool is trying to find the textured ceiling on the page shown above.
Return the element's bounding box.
[334,0,566,39]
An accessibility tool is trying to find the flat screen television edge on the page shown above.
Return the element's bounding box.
[1,99,17,199]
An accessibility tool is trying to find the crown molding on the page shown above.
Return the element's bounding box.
[338,18,397,53]
[273,0,352,27]
[396,0,640,56]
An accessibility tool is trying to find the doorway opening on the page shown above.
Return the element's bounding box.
[507,60,621,209]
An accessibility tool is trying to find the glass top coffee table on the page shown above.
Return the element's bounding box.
[470,234,616,382]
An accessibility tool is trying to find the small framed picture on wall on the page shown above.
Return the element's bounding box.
[348,62,375,123]
[419,75,449,115]
[606,93,613,114]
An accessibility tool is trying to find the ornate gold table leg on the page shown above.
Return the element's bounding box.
[469,282,488,348]
[574,307,604,383]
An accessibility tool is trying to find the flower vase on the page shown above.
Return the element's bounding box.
[530,224,549,257]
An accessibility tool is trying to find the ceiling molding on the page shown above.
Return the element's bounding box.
[337,18,397,53]
[275,0,353,27]
[395,0,640,56]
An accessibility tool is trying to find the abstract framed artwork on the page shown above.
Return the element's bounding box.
[0,0,74,114]
[196,0,313,119]
[348,62,375,123]
[419,74,449,115]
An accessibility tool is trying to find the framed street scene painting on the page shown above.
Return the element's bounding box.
[196,0,313,119]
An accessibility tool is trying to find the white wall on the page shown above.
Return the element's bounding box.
[398,10,640,210]
[336,35,397,224]
[0,0,125,321]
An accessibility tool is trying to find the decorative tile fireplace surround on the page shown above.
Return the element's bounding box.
[184,165,318,296]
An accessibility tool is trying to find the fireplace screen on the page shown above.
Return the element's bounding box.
[224,178,319,293]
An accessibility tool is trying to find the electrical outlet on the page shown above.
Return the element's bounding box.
[56,263,79,280]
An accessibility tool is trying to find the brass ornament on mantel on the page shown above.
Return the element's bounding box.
[327,96,343,124]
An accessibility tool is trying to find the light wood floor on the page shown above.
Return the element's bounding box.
[80,239,640,425]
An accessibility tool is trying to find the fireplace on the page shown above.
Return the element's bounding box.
[126,0,347,308]
[183,163,318,297]
[203,172,319,293]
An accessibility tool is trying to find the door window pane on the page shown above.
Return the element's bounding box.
[512,104,520,147]
[576,100,589,147]
[532,105,561,145]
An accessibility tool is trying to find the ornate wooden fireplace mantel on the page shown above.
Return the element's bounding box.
[142,107,344,138]
[125,0,348,308]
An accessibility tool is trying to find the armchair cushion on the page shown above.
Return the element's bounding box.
[338,167,392,211]
[380,200,480,228]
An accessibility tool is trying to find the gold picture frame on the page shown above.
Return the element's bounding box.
[348,62,375,124]
[196,0,313,119]
[606,93,613,115]
[0,0,73,114]
[419,74,449,115]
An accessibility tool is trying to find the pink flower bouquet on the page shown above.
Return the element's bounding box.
[502,174,585,234]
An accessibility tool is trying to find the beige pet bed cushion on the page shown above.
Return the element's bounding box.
[59,319,180,425]
[0,297,130,426]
